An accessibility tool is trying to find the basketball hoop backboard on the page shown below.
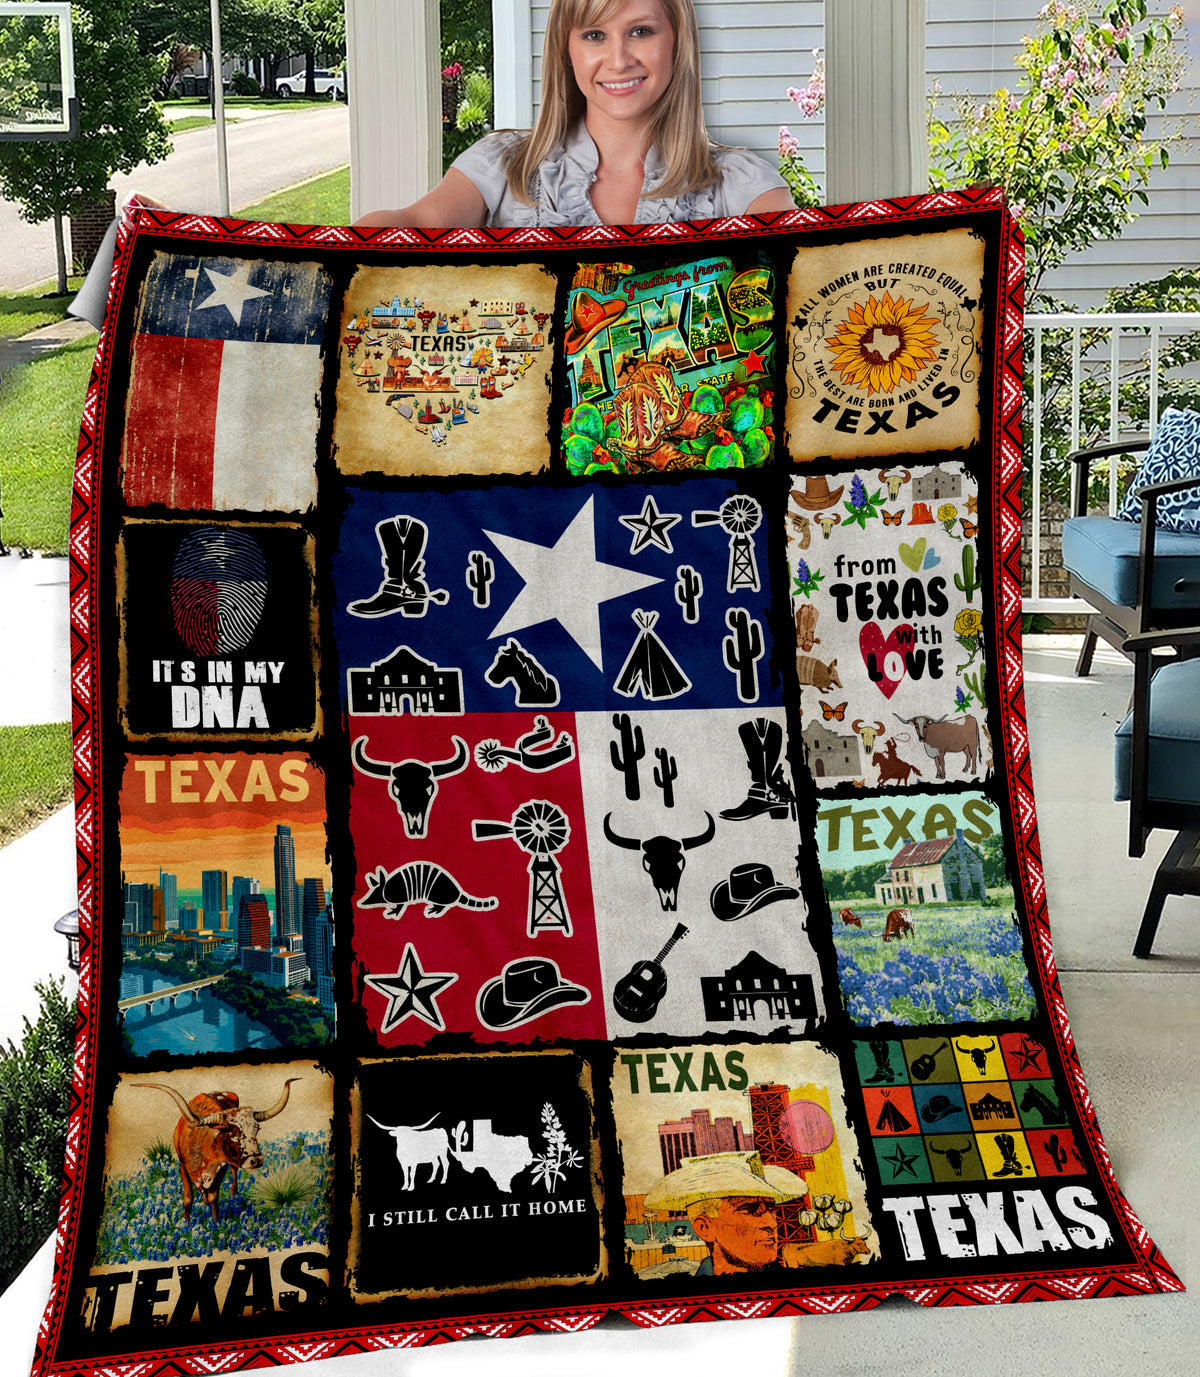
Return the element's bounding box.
[0,1,77,140]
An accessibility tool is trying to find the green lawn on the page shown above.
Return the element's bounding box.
[160,97,332,113]
[0,335,94,553]
[236,166,350,225]
[0,723,73,846]
[0,278,84,340]
[168,115,216,134]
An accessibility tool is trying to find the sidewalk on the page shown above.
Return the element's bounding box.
[0,315,96,374]
[0,555,72,726]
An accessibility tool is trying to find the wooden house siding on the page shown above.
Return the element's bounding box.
[506,2,1194,304]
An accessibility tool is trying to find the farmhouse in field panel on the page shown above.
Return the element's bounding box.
[875,828,986,905]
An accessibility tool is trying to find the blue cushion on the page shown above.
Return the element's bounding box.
[1115,408,1200,533]
[1115,657,1200,803]
[1062,515,1200,610]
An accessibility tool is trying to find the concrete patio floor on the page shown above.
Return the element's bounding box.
[2,635,1196,1376]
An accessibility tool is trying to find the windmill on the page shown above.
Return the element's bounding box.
[692,494,762,592]
[473,800,572,936]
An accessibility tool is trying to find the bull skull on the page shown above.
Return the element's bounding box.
[352,735,469,838]
[851,719,886,754]
[816,512,841,538]
[878,468,911,500]
[603,812,716,910]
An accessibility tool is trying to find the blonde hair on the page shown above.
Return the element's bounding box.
[502,0,719,206]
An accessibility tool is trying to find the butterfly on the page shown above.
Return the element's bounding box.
[819,700,847,721]
[882,509,903,526]
[960,520,978,538]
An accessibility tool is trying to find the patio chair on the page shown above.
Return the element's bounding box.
[1060,409,1200,676]
[1112,480,1200,955]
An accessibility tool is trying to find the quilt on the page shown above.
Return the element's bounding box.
[31,189,1179,1377]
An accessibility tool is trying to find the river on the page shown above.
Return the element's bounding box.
[120,966,279,1057]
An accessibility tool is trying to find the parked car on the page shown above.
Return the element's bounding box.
[276,68,345,100]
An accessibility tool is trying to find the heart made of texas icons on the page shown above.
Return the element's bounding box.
[859,622,916,699]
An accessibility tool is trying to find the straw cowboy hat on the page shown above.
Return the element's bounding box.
[644,1151,809,1213]
[564,290,627,354]
[791,475,845,510]
[476,957,589,1030]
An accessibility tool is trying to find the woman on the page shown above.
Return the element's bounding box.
[356,0,796,229]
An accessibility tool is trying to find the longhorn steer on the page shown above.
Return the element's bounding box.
[882,908,914,941]
[784,1227,873,1267]
[894,713,980,779]
[839,907,863,927]
[134,1079,298,1223]
[369,1112,450,1190]
[351,735,469,838]
[603,812,716,911]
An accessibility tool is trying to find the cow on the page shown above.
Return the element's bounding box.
[894,713,980,779]
[369,1112,450,1190]
[839,907,863,928]
[134,1079,299,1223]
[882,908,914,942]
[783,1227,873,1267]
[603,812,716,911]
[451,1120,534,1193]
[871,737,921,785]
[351,734,469,838]
[795,654,841,692]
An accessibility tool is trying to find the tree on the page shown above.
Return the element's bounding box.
[979,835,1008,889]
[0,1,172,293]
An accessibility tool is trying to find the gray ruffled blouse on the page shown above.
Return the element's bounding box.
[450,122,789,227]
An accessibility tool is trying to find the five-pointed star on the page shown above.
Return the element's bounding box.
[365,944,457,1033]
[743,345,767,375]
[1014,1038,1044,1073]
[882,1144,920,1180]
[485,497,660,671]
[619,495,682,555]
[191,261,270,326]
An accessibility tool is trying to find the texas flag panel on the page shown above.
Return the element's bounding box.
[120,252,331,513]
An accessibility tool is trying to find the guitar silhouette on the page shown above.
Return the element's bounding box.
[911,1040,949,1081]
[612,924,689,1023]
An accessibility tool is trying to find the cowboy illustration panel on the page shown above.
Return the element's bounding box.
[561,254,776,475]
[80,1063,331,1337]
[611,1042,872,1279]
[331,478,782,719]
[121,251,331,513]
[573,707,819,1039]
[117,518,319,742]
[786,463,991,790]
[349,1051,604,1299]
[347,710,607,1048]
[117,752,333,1056]
[784,228,985,460]
[332,264,556,476]
[818,791,1036,1027]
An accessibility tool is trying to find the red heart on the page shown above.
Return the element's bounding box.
[859,622,915,700]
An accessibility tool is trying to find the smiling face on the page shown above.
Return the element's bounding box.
[691,1195,780,1273]
[567,0,676,128]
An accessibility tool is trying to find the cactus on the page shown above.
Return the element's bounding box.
[723,608,764,703]
[652,746,678,808]
[962,665,987,711]
[954,544,981,603]
[466,550,494,607]
[610,712,646,800]
[674,564,703,623]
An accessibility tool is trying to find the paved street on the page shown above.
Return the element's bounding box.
[0,103,349,290]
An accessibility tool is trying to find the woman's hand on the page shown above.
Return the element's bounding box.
[120,192,168,217]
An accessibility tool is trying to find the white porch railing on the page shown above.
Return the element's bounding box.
[1022,311,1200,613]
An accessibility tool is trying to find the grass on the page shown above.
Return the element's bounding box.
[0,334,93,553]
[236,165,350,225]
[0,724,73,846]
[160,97,332,112]
[168,115,216,134]
[0,277,84,340]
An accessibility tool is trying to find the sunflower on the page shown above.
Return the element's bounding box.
[824,292,940,395]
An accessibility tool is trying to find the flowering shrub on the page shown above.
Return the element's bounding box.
[94,1130,330,1266]
[778,49,824,208]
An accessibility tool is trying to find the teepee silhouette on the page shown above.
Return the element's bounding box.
[614,610,691,701]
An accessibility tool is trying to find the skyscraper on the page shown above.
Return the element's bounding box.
[301,877,327,965]
[202,869,228,930]
[273,825,297,943]
[158,869,178,930]
[237,893,272,951]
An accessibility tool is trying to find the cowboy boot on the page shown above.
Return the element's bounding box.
[863,1039,895,1084]
[720,719,795,821]
[348,517,446,617]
